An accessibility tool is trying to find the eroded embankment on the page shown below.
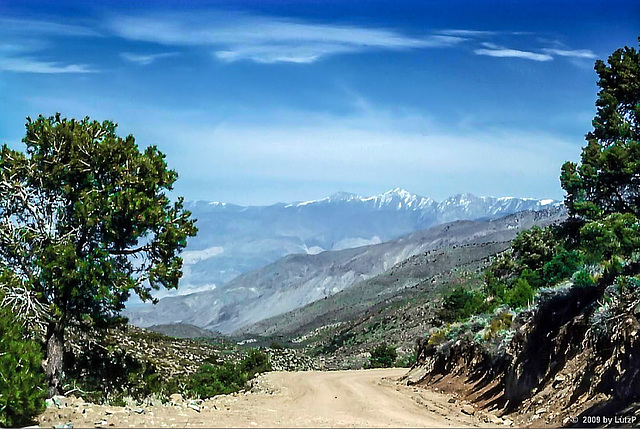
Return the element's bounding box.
[406,283,640,427]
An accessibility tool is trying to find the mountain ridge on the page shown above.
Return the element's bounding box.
[171,189,561,299]
[125,205,566,333]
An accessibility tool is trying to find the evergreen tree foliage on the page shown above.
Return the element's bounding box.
[0,114,197,395]
[440,287,488,321]
[0,303,46,428]
[561,38,640,220]
[511,226,557,272]
[504,278,535,308]
[542,248,583,285]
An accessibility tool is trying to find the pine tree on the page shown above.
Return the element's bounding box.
[0,114,197,396]
[561,38,640,220]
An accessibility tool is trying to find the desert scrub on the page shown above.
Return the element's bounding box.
[0,304,47,428]
[482,309,515,341]
[439,287,493,322]
[427,326,449,346]
[186,349,271,399]
[368,343,397,368]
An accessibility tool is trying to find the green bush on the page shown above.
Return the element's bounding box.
[573,269,597,288]
[186,362,246,399]
[396,352,417,368]
[519,268,543,289]
[0,305,47,428]
[504,278,535,309]
[186,349,271,399]
[440,287,490,322]
[369,343,397,368]
[239,349,271,378]
[511,226,557,272]
[542,248,583,285]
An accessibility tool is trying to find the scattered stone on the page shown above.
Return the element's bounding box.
[53,423,74,429]
[51,396,64,408]
[169,393,183,404]
[133,408,145,414]
[490,415,504,425]
[94,420,107,428]
[535,408,547,415]
[187,403,200,412]
[461,404,475,415]
[448,397,456,404]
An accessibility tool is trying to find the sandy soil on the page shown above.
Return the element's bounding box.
[39,368,501,428]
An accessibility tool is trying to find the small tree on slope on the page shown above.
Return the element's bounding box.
[0,114,197,396]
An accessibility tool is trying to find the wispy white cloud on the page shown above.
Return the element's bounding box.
[475,42,553,61]
[108,12,465,64]
[120,52,177,65]
[436,29,498,37]
[0,57,96,74]
[475,48,553,61]
[0,18,101,37]
[0,17,101,74]
[542,48,597,59]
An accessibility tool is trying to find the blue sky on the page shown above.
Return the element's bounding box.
[0,0,638,205]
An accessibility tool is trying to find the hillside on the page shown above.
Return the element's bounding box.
[125,206,565,334]
[169,189,558,297]
[233,207,565,369]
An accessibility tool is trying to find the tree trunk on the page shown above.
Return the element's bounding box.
[44,322,64,397]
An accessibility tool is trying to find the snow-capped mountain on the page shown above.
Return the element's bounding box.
[146,189,559,299]
[125,206,567,333]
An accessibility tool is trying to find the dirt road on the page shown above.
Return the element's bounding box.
[39,368,497,428]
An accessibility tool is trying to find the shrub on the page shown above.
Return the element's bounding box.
[505,278,535,309]
[239,349,271,379]
[369,343,397,368]
[573,269,597,288]
[186,349,271,399]
[396,352,417,368]
[519,268,543,289]
[542,248,583,285]
[483,311,514,340]
[0,304,47,427]
[511,226,556,272]
[440,287,490,322]
[427,328,448,346]
[186,362,246,399]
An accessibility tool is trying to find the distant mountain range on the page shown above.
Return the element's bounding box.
[124,205,566,333]
[165,188,560,298]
